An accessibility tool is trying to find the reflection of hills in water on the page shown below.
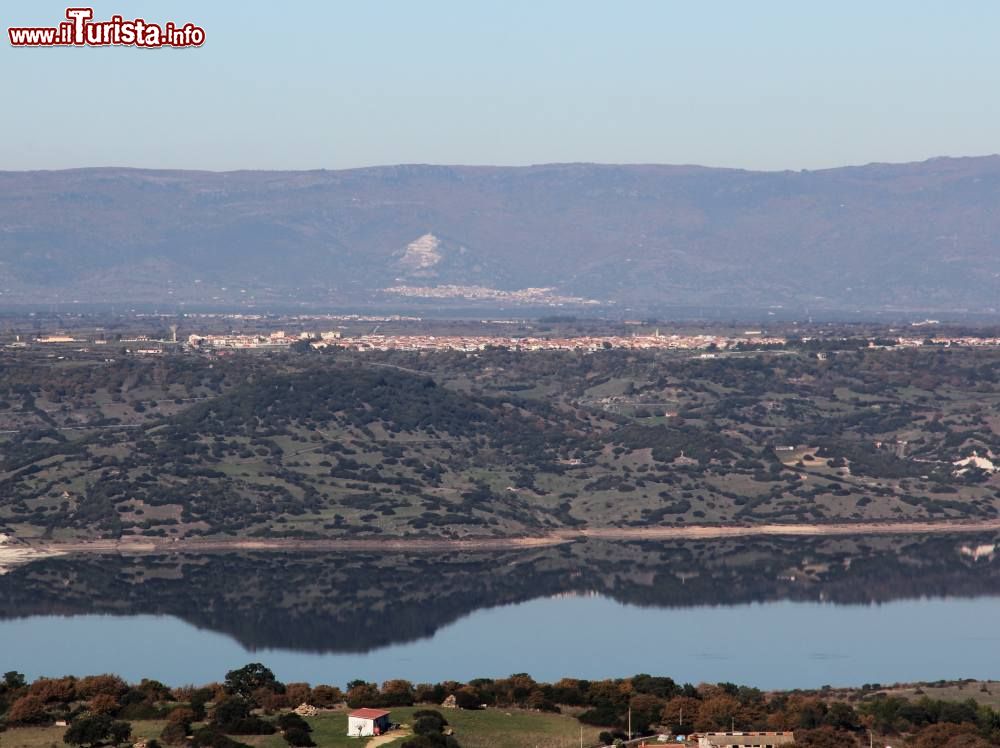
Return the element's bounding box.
[1,535,998,653]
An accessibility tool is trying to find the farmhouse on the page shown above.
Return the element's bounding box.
[347,708,392,737]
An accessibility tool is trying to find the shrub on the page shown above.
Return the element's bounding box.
[452,690,481,710]
[159,721,190,746]
[275,713,310,732]
[282,726,315,747]
[190,727,252,748]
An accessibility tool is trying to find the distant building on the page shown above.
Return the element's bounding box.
[696,732,795,748]
[347,708,391,737]
[35,335,76,344]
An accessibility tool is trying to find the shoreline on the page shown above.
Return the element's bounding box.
[575,518,1000,540]
[5,518,1000,560]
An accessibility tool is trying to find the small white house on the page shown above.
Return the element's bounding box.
[347,708,391,737]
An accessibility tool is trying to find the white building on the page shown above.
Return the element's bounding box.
[347,708,391,738]
[697,732,795,748]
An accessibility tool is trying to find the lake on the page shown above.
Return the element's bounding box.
[3,533,999,689]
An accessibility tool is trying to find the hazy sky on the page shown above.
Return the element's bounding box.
[3,1,1000,171]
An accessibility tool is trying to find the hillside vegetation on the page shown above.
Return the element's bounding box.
[2,344,1000,540]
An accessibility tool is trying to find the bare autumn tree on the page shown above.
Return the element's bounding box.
[6,694,49,725]
[662,696,701,732]
[28,676,77,704]
[88,693,121,716]
[77,675,128,701]
[310,685,343,707]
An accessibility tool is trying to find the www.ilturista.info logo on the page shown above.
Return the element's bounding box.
[9,7,205,48]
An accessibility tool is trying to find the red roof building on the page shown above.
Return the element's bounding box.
[347,708,392,737]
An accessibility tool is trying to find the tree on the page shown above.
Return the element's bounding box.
[525,688,558,712]
[77,675,129,701]
[88,693,121,715]
[138,678,172,703]
[188,686,215,720]
[212,696,251,727]
[284,683,313,707]
[629,693,665,733]
[345,682,381,708]
[381,679,415,706]
[662,695,701,733]
[109,721,132,745]
[7,694,49,725]
[211,696,275,736]
[2,671,26,691]
[822,701,860,731]
[63,714,132,747]
[224,663,284,700]
[28,676,77,704]
[310,684,343,707]
[631,674,679,699]
[695,695,741,731]
[551,678,586,706]
[451,689,481,710]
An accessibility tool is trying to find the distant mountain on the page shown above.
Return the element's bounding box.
[1,157,1000,311]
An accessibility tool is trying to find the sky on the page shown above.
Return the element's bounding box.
[2,1,1000,172]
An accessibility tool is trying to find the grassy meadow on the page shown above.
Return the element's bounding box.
[0,707,604,748]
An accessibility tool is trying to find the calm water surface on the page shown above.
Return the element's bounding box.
[5,594,1000,689]
[3,534,1000,688]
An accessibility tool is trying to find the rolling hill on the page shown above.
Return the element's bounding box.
[3,346,1000,541]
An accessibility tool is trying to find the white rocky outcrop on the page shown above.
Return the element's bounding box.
[397,234,443,271]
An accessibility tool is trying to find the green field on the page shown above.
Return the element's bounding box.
[0,720,167,748]
[0,708,604,748]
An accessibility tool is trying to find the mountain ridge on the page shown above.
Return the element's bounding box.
[2,155,1000,311]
